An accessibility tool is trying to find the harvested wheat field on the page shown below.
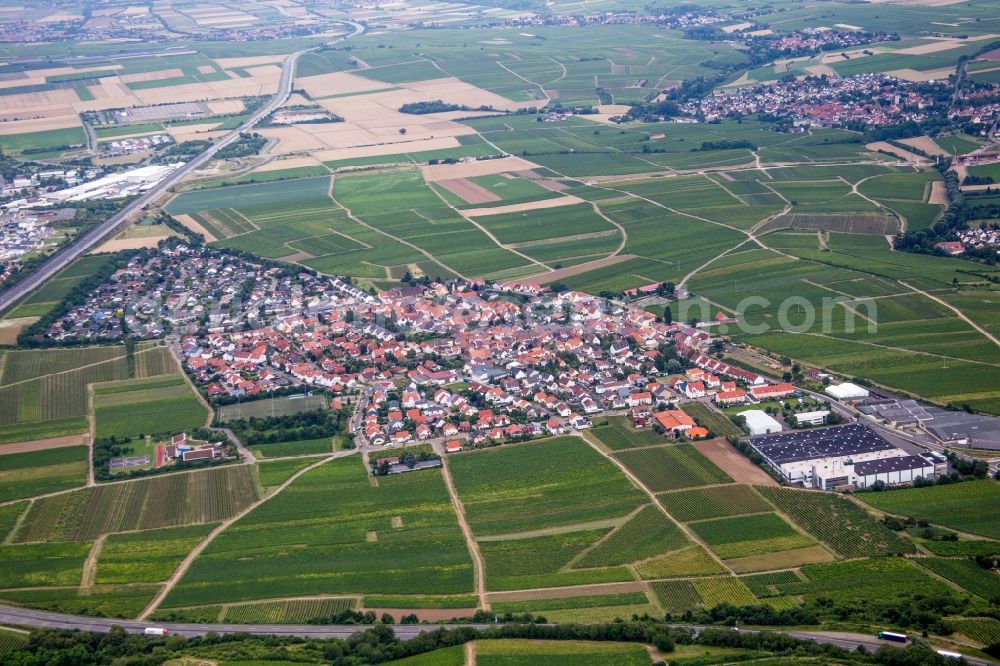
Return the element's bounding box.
[313,136,463,163]
[255,155,326,172]
[887,67,955,82]
[91,235,174,253]
[462,195,584,217]
[0,114,82,135]
[206,99,246,115]
[119,68,184,84]
[172,214,218,242]
[296,71,387,99]
[898,135,950,157]
[436,177,501,204]
[865,141,925,163]
[420,155,539,182]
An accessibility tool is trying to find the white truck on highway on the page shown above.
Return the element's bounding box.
[144,627,168,637]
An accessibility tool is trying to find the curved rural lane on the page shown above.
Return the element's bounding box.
[0,20,365,316]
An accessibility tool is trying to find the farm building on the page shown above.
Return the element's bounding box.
[825,382,870,400]
[737,409,783,436]
[747,423,946,490]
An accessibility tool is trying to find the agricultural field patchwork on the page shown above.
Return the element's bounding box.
[450,437,646,536]
[162,456,474,606]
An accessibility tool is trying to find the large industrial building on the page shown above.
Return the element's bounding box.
[748,423,946,490]
[859,398,1000,451]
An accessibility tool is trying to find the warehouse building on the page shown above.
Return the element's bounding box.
[737,409,783,436]
[748,423,945,490]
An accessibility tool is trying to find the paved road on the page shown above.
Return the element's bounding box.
[0,604,992,663]
[0,20,364,316]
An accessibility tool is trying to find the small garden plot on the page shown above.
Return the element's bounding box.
[689,513,814,559]
[692,577,758,608]
[658,485,772,522]
[574,505,690,568]
[650,579,703,613]
[450,437,645,536]
[635,544,726,579]
[590,416,665,451]
[613,445,732,493]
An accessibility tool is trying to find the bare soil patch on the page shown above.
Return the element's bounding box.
[436,177,501,204]
[278,251,314,262]
[726,545,835,573]
[518,253,635,285]
[0,317,34,345]
[929,180,949,205]
[692,438,777,486]
[462,195,583,217]
[537,179,570,191]
[0,433,88,455]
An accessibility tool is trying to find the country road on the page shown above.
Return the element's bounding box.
[0,604,993,664]
[0,20,365,316]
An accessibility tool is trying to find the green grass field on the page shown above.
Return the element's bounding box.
[93,374,208,439]
[0,446,88,502]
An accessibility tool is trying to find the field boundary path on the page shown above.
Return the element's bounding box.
[138,453,344,620]
[576,432,735,576]
[433,441,488,611]
[900,281,1000,349]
